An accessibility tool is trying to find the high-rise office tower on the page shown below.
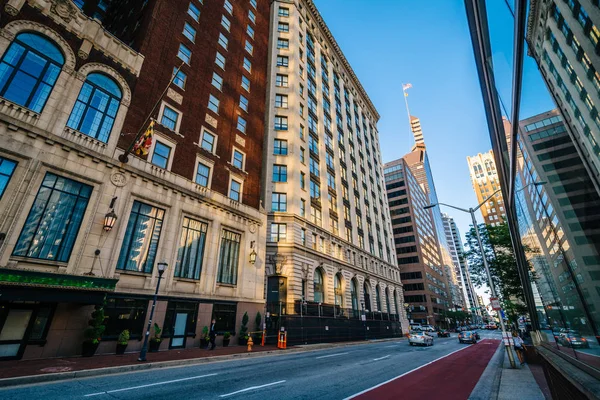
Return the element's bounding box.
[442,213,479,314]
[467,150,507,226]
[262,0,406,333]
[0,0,268,359]
[527,0,600,186]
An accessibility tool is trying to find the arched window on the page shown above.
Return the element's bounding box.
[313,268,324,303]
[363,282,371,311]
[0,32,64,113]
[350,279,359,311]
[385,288,392,314]
[67,73,122,142]
[376,285,382,312]
[334,273,343,307]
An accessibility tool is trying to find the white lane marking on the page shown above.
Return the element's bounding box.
[316,352,349,359]
[343,345,475,400]
[219,380,286,398]
[84,373,218,397]
[372,355,390,361]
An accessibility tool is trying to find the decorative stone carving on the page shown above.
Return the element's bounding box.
[205,114,217,128]
[167,88,183,105]
[78,38,92,60]
[110,172,127,187]
[50,0,78,23]
[235,134,246,147]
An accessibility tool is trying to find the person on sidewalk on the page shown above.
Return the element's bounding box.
[209,319,217,350]
[513,331,526,365]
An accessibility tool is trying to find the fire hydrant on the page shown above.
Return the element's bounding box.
[247,336,253,352]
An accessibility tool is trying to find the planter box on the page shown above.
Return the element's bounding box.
[149,340,161,352]
[116,343,128,355]
[81,341,99,357]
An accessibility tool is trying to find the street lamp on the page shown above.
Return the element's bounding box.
[249,241,257,265]
[138,261,168,362]
[422,184,545,369]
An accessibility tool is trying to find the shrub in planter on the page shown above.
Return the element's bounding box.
[238,312,249,345]
[200,326,209,349]
[223,331,231,347]
[82,304,106,357]
[116,329,130,355]
[148,323,162,353]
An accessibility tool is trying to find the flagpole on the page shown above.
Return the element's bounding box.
[119,61,185,163]
[401,82,413,140]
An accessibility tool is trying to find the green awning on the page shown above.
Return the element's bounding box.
[0,267,118,291]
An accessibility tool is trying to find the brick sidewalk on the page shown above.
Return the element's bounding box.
[0,344,280,380]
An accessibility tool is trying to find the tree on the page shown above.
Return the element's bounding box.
[463,221,534,308]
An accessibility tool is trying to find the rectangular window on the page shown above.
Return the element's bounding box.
[211,72,223,90]
[177,44,191,64]
[229,179,241,201]
[275,94,288,108]
[278,22,289,32]
[277,56,289,67]
[236,116,247,133]
[300,199,306,217]
[183,22,196,42]
[279,7,290,16]
[273,164,287,182]
[241,76,251,92]
[271,193,287,212]
[217,230,241,284]
[200,130,215,152]
[274,139,288,155]
[188,2,200,21]
[175,217,208,280]
[300,171,306,189]
[104,298,148,339]
[13,173,91,262]
[276,74,288,87]
[250,0,257,8]
[239,95,249,112]
[274,115,288,130]
[218,33,228,49]
[243,58,252,73]
[0,156,17,200]
[215,52,226,69]
[277,38,289,49]
[270,223,287,241]
[116,201,165,273]
[300,147,306,163]
[224,0,233,14]
[247,25,255,39]
[249,10,256,24]
[221,15,231,31]
[310,207,322,226]
[245,40,254,55]
[160,106,179,130]
[172,67,187,89]
[195,161,210,187]
[213,303,237,333]
[310,179,320,199]
[208,94,220,113]
[151,141,171,169]
[233,150,244,169]
[301,228,306,245]
[309,157,320,176]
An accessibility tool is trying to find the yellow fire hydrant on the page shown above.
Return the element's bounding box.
[247,336,254,352]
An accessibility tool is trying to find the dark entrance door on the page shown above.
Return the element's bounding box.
[0,304,36,360]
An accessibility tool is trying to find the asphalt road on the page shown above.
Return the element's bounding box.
[1,330,502,400]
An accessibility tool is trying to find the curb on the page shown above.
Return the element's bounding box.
[0,337,406,389]
[468,341,504,400]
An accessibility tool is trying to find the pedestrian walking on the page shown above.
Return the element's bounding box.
[209,319,217,350]
[512,331,526,365]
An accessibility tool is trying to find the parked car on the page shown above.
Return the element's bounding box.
[458,331,478,344]
[421,325,435,332]
[409,332,434,346]
[437,329,450,338]
[473,331,481,340]
[557,332,589,349]
[410,324,423,332]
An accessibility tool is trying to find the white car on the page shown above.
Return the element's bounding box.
[409,333,434,346]
[421,325,435,332]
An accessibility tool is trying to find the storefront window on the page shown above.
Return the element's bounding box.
[212,303,236,333]
[162,301,198,338]
[103,297,148,339]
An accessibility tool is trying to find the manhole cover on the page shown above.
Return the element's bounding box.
[40,367,73,373]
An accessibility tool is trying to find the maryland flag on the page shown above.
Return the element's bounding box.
[133,120,154,156]
[403,83,412,97]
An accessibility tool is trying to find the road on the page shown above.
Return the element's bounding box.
[0,330,502,400]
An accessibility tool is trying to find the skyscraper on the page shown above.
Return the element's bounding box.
[526,0,600,186]
[466,150,507,226]
[262,0,406,337]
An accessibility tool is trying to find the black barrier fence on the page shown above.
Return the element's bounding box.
[265,301,404,345]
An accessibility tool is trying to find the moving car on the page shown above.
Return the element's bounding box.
[437,329,450,337]
[557,332,589,348]
[458,331,478,344]
[409,332,434,346]
[410,324,423,332]
[421,325,435,332]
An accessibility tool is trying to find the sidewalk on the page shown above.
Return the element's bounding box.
[469,343,549,400]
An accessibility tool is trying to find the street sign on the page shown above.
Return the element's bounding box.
[490,297,501,311]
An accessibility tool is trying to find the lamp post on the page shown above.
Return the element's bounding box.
[422,184,543,369]
[138,261,168,362]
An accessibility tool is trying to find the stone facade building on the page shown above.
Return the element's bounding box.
[0,0,268,360]
[466,150,507,226]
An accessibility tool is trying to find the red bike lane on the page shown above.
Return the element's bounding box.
[350,339,501,400]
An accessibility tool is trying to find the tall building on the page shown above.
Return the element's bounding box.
[262,0,407,338]
[527,0,600,187]
[466,150,507,226]
[384,158,452,327]
[0,0,268,360]
[442,213,480,315]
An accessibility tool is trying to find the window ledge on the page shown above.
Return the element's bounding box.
[174,277,201,283]
[216,283,237,288]
[64,127,108,148]
[9,256,68,268]
[0,98,40,125]
[116,269,151,277]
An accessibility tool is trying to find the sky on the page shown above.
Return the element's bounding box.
[311,0,556,304]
